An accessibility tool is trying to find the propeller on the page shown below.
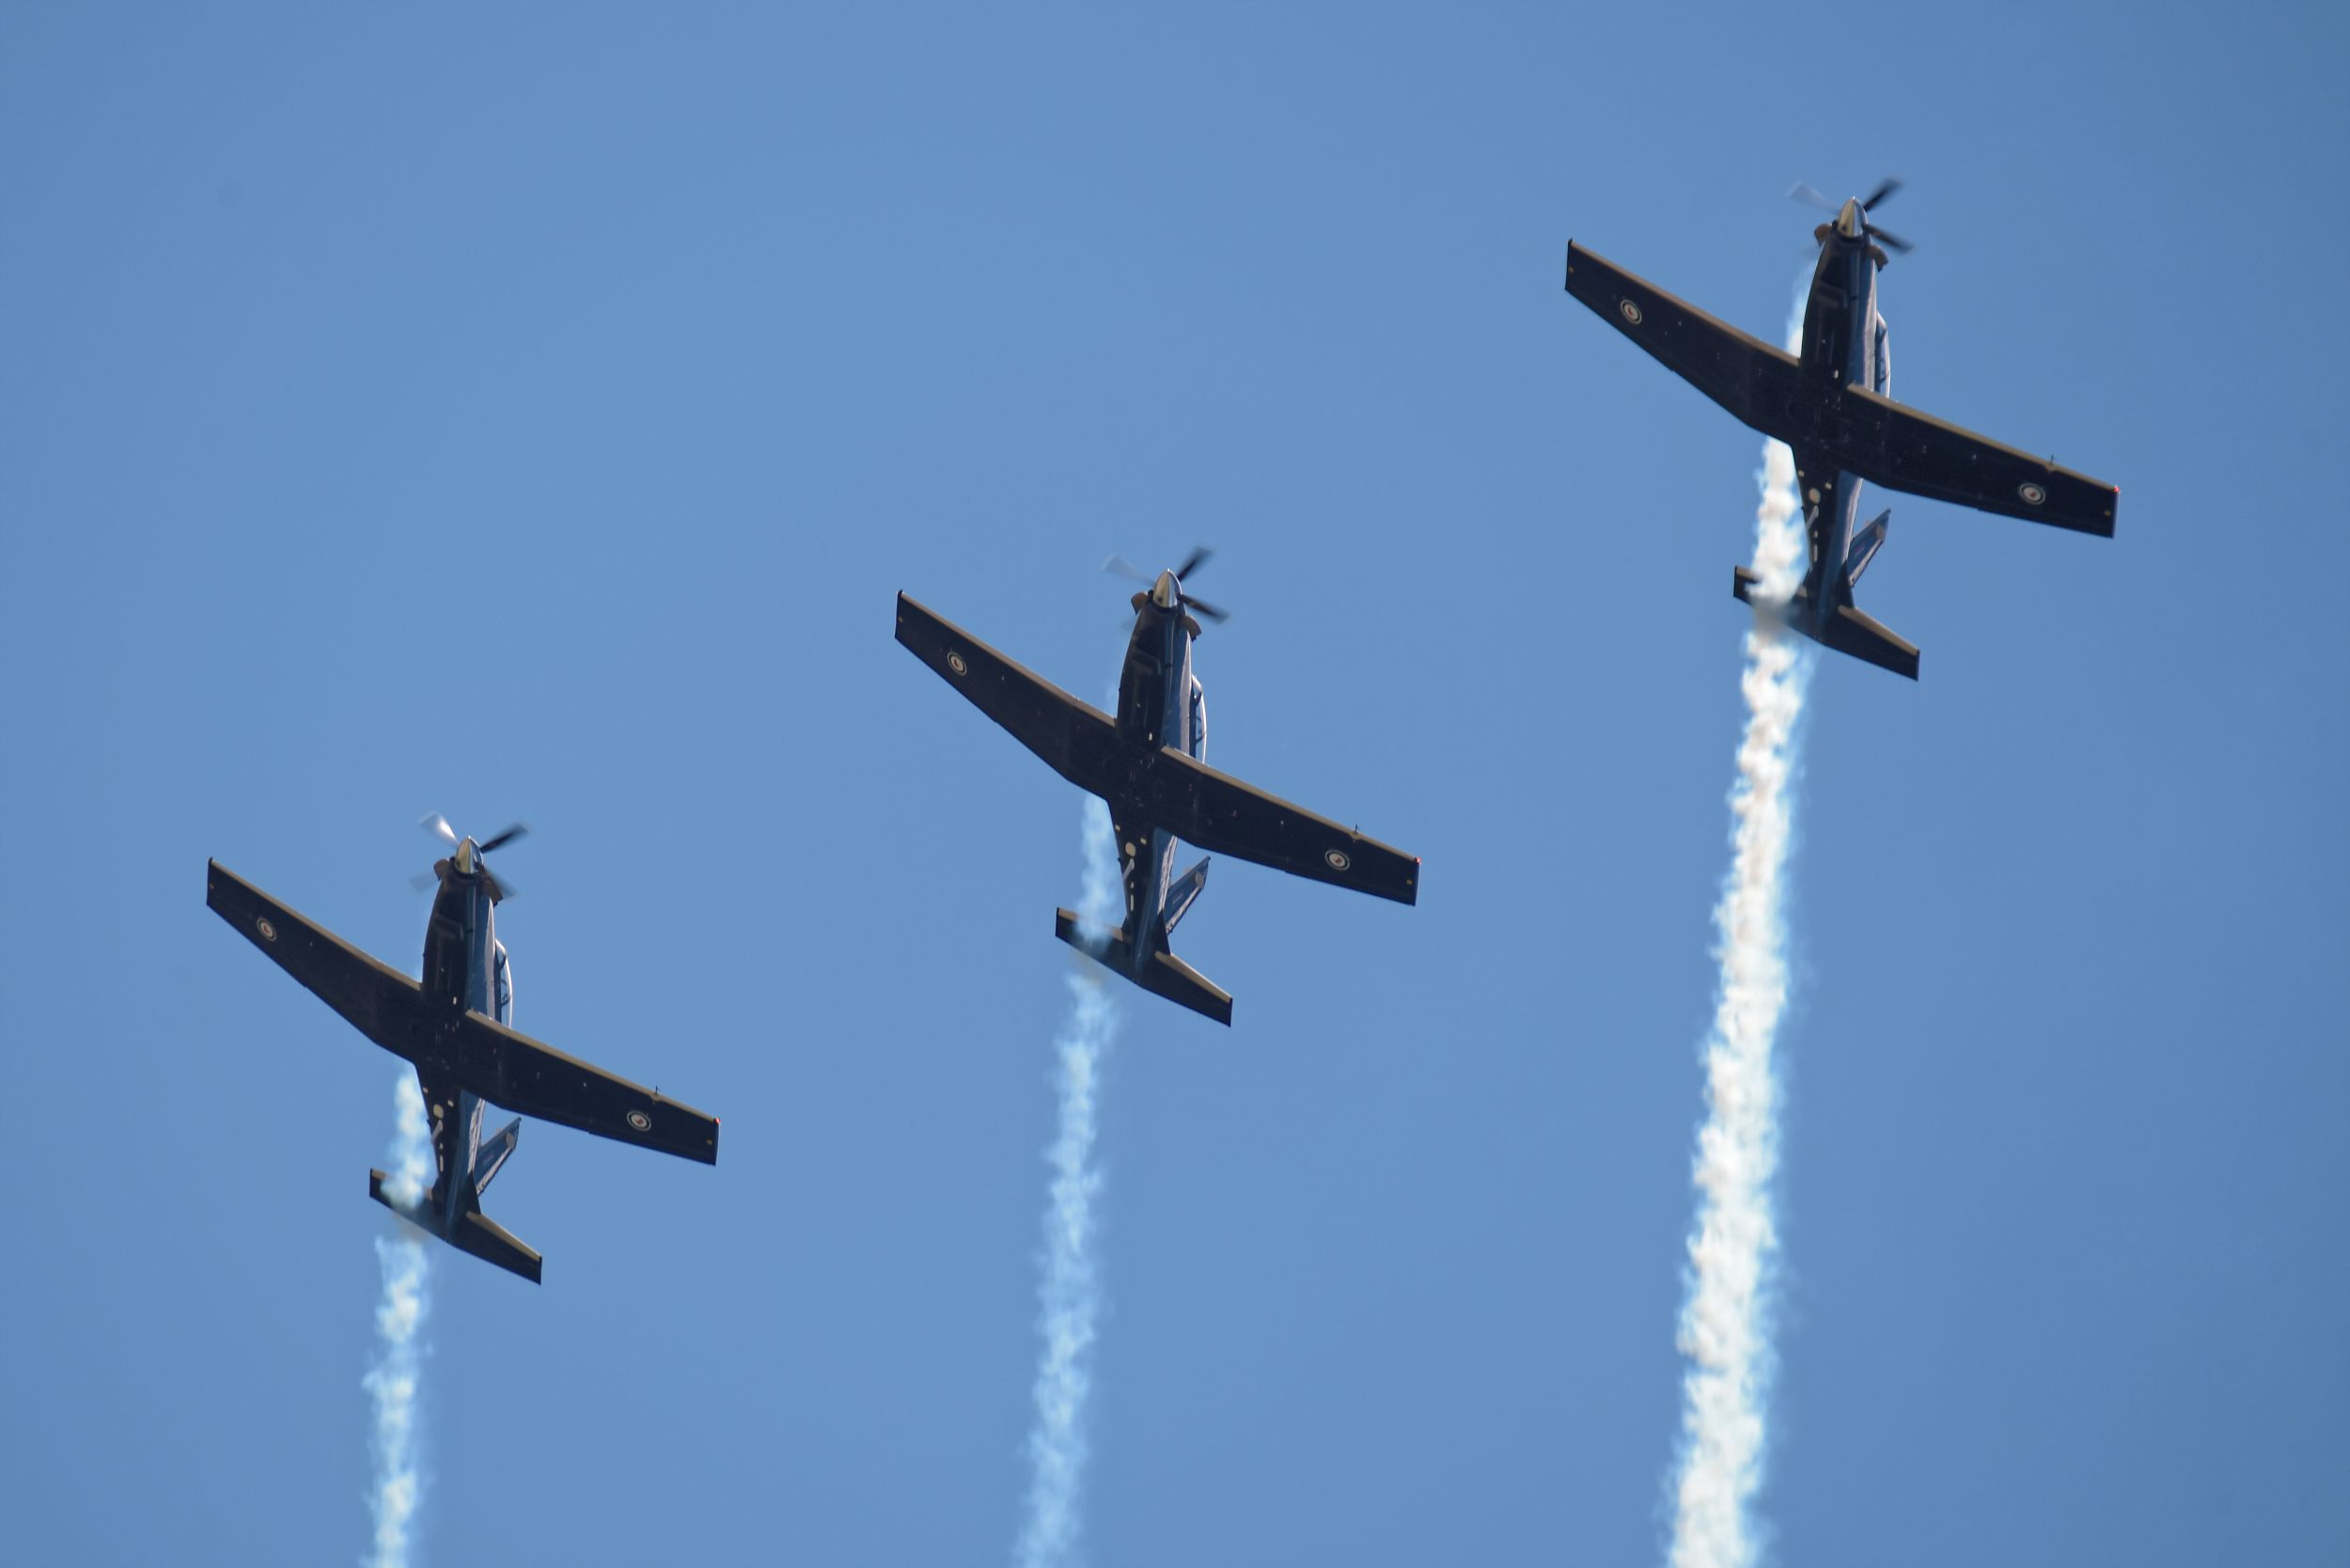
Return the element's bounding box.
[1102,547,1230,625]
[1789,177,1913,255]
[414,812,528,898]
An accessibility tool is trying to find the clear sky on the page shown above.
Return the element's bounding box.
[3,3,2344,1565]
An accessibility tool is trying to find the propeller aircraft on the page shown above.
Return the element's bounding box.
[205,817,720,1283]
[1564,180,2119,679]
[896,549,1418,1025]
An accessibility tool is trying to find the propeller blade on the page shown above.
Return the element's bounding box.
[477,823,529,855]
[1789,181,1838,212]
[1861,177,1903,212]
[1868,225,1914,255]
[1183,595,1231,625]
[410,869,441,893]
[484,869,518,902]
[1103,554,1153,585]
[420,812,458,846]
[1173,545,1214,582]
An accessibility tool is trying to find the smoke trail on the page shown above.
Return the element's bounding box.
[364,1073,433,1568]
[1666,361,1815,1568]
[1014,796,1124,1568]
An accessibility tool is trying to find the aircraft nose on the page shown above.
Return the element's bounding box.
[1836,197,1865,239]
[1152,570,1180,609]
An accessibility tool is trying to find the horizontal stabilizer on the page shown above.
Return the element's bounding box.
[1731,564,1811,610]
[1055,908,1233,1027]
[369,1168,543,1284]
[1819,604,1920,681]
[1733,567,1919,680]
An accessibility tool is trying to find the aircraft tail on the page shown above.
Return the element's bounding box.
[1161,857,1209,937]
[369,1169,543,1284]
[1733,565,1920,681]
[474,1118,521,1195]
[1844,509,1889,588]
[1054,907,1233,1027]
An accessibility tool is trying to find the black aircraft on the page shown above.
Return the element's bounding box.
[1564,180,2118,679]
[896,552,1418,1025]
[206,818,718,1283]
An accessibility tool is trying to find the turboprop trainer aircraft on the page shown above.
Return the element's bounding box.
[206,818,719,1283]
[1564,180,2119,679]
[896,550,1418,1025]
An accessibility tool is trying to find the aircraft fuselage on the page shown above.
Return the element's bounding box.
[1108,580,1206,968]
[1793,219,1891,611]
[418,852,513,1231]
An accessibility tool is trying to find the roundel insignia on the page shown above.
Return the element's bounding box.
[1619,299,1644,326]
[2018,481,2047,506]
[1324,848,1353,872]
[256,917,277,942]
[947,651,969,676]
[627,1109,652,1133]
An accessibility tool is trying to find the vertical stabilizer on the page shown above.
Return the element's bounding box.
[1843,509,1890,588]
[1161,857,1210,936]
[474,1118,521,1195]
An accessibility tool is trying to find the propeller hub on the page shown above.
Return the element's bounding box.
[1152,569,1181,610]
[455,838,478,875]
[1836,197,1866,240]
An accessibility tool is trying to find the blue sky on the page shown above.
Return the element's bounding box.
[3,3,2344,1564]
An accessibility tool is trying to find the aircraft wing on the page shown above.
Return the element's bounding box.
[455,1011,720,1166]
[1564,241,1807,433]
[1566,242,2118,536]
[206,860,432,1061]
[1829,386,2118,536]
[1139,748,1421,905]
[895,591,1126,795]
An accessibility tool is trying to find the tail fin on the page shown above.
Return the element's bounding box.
[1162,857,1209,936]
[473,1118,521,1196]
[1843,509,1889,588]
[369,1168,543,1284]
[1055,908,1233,1027]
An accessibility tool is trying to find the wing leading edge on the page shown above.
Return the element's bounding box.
[457,1010,719,1165]
[206,860,718,1165]
[206,860,432,1060]
[1139,748,1419,905]
[1563,242,2117,536]
[895,591,1125,797]
[897,594,1419,905]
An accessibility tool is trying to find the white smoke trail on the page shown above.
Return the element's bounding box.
[1014,796,1124,1568]
[364,1073,433,1568]
[1666,342,1815,1568]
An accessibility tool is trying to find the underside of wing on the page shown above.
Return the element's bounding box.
[205,860,431,1061]
[1139,749,1419,906]
[1830,385,2119,536]
[1564,242,1807,435]
[455,1011,720,1166]
[896,592,1127,796]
